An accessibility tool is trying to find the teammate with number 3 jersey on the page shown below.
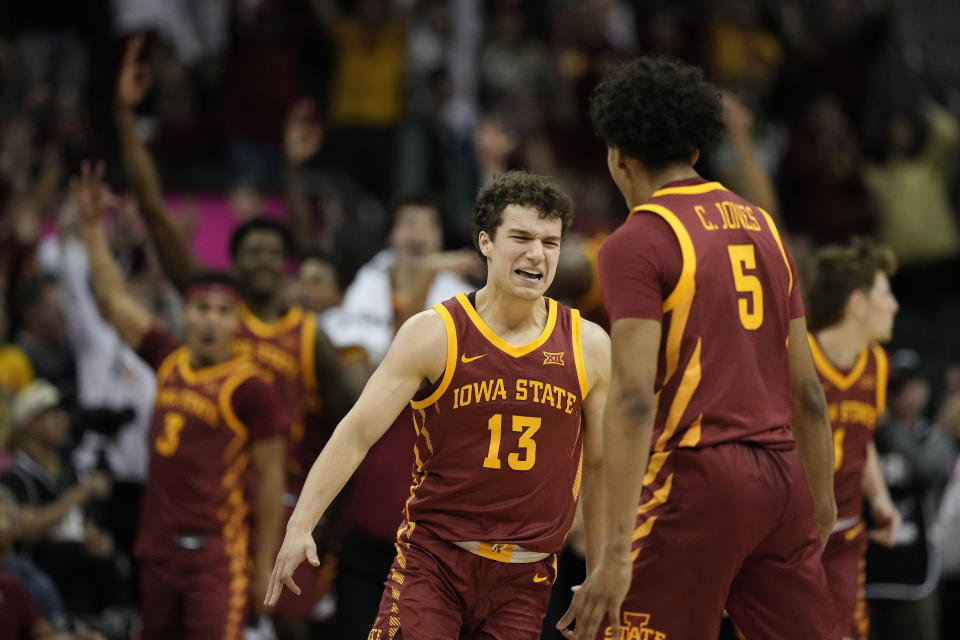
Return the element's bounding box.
[560,57,842,640]
[75,163,287,640]
[266,171,612,639]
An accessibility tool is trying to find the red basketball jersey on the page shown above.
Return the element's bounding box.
[135,328,285,556]
[233,304,318,487]
[809,335,888,521]
[399,293,589,554]
[601,179,803,452]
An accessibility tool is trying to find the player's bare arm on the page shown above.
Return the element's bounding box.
[578,318,611,571]
[115,34,201,287]
[265,309,448,606]
[76,162,152,350]
[558,317,660,640]
[787,316,838,546]
[862,441,900,546]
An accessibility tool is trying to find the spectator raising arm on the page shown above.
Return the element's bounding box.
[284,99,324,255]
[76,162,151,351]
[115,34,200,288]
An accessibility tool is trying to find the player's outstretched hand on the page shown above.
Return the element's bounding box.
[556,555,631,640]
[264,527,320,608]
[116,34,152,109]
[868,497,901,547]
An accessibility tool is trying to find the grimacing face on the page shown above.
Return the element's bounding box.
[181,291,240,364]
[478,204,562,300]
[233,229,287,299]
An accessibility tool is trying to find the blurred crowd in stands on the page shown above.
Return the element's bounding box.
[1,0,960,638]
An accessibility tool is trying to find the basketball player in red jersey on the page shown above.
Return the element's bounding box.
[265,171,611,638]
[805,239,901,640]
[115,36,351,630]
[76,163,286,639]
[560,58,840,640]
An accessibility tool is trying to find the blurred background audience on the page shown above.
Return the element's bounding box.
[1,0,959,638]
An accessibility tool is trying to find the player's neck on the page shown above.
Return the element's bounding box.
[188,348,232,370]
[473,286,547,337]
[815,322,869,370]
[243,295,285,322]
[626,165,700,209]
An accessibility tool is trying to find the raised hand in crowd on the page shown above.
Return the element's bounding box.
[115,34,152,110]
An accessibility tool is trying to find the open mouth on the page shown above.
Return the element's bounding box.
[515,269,543,281]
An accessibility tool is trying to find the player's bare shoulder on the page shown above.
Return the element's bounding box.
[579,317,611,395]
[388,307,451,384]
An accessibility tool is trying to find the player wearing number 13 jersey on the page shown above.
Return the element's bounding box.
[561,58,842,640]
[267,171,611,639]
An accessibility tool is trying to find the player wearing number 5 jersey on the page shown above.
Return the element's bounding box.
[266,171,612,639]
[805,240,901,640]
[75,163,287,640]
[560,58,841,640]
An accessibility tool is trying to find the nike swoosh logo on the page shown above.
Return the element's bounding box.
[533,573,548,583]
[461,354,486,363]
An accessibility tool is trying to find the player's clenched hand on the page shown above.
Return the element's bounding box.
[868,497,901,547]
[557,554,631,640]
[264,527,320,608]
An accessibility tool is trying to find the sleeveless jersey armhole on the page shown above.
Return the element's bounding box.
[411,304,458,410]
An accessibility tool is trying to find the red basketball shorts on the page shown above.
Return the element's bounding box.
[822,521,870,640]
[599,443,842,640]
[368,526,556,640]
[139,536,247,640]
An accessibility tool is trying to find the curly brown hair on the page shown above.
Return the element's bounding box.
[472,171,574,255]
[589,57,724,168]
[804,238,897,331]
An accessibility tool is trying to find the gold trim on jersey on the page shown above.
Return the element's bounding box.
[410,304,458,410]
[758,207,794,296]
[177,353,250,386]
[654,339,703,452]
[651,181,727,198]
[873,345,889,414]
[156,346,189,387]
[240,304,304,338]
[300,312,318,396]
[571,309,589,399]
[628,203,698,391]
[454,292,558,359]
[627,204,696,313]
[218,364,262,461]
[808,334,869,392]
